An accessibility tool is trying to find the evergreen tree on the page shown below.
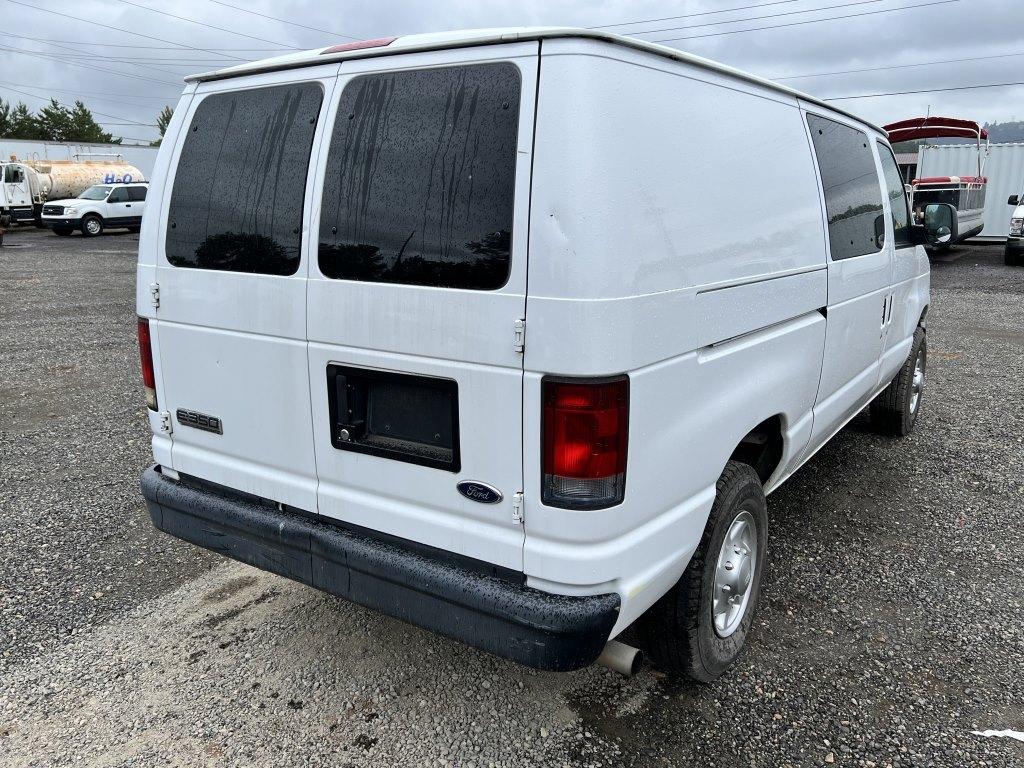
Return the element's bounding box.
[68,101,117,143]
[0,97,119,142]
[152,105,173,146]
[0,99,45,140]
[36,99,74,141]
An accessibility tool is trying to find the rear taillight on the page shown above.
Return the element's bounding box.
[542,376,628,509]
[137,317,157,410]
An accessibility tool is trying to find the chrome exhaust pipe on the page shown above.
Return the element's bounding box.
[596,639,643,676]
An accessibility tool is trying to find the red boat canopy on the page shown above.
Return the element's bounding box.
[883,116,988,144]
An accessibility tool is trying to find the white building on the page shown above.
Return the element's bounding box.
[917,142,1024,242]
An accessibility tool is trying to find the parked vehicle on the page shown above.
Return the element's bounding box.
[883,117,989,249]
[1006,193,1024,265]
[0,158,144,226]
[137,28,952,680]
[41,182,148,236]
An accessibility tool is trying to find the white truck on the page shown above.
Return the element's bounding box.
[136,28,953,680]
[0,158,144,226]
[41,182,148,236]
[1006,193,1024,265]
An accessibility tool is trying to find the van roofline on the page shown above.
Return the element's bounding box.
[184,26,884,136]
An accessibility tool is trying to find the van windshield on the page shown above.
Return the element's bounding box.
[79,186,112,200]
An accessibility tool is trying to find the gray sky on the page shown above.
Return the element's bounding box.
[2,0,1021,144]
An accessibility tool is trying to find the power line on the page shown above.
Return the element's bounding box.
[0,32,288,51]
[0,82,171,114]
[0,85,157,128]
[0,81,171,101]
[624,0,888,37]
[14,51,238,65]
[651,0,959,43]
[13,27,192,80]
[0,42,182,87]
[591,0,805,29]
[3,0,247,62]
[824,80,1024,100]
[772,50,1024,81]
[115,0,297,48]
[207,0,360,41]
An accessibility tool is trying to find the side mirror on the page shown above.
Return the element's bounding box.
[1008,195,1020,206]
[923,202,957,246]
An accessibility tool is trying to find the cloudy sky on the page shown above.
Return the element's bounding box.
[2,0,1021,144]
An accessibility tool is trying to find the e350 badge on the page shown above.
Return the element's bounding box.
[176,409,223,435]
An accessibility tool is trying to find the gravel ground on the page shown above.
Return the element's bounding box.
[1,230,1022,767]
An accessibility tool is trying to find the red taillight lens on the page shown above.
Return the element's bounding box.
[542,376,628,509]
[137,317,157,410]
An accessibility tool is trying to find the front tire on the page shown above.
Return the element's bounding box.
[870,327,926,436]
[1006,248,1023,267]
[637,461,768,682]
[80,215,103,237]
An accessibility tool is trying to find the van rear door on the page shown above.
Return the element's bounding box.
[152,66,336,512]
[306,44,538,572]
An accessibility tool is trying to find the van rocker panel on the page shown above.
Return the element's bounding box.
[140,466,619,671]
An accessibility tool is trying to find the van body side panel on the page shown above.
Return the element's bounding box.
[152,67,339,513]
[524,41,827,630]
[306,44,539,572]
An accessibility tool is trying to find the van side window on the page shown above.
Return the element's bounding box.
[318,63,520,290]
[128,186,147,202]
[876,143,911,247]
[108,188,128,203]
[166,83,323,275]
[806,114,885,260]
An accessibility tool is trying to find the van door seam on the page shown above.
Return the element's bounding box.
[519,41,543,540]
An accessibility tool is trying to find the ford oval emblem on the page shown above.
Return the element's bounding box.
[457,481,503,504]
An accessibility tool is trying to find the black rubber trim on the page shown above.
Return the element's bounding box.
[141,465,619,671]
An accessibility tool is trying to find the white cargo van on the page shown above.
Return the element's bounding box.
[138,28,951,680]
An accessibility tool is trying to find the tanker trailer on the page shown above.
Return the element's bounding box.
[0,158,145,226]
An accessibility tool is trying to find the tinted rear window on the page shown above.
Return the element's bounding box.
[128,186,147,202]
[318,63,520,290]
[166,83,323,275]
[806,114,884,261]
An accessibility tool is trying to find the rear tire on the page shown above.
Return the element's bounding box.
[636,461,767,682]
[80,215,103,237]
[53,227,73,237]
[870,327,926,436]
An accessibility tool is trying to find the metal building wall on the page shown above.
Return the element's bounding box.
[917,142,1024,242]
[0,139,159,177]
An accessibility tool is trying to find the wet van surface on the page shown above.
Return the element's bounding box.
[138,28,934,678]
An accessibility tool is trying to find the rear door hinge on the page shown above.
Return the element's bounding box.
[149,282,160,309]
[158,410,173,434]
[512,491,524,524]
[513,318,526,353]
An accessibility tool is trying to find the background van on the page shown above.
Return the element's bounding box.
[138,28,950,680]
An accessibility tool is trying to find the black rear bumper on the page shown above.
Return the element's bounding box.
[141,466,618,671]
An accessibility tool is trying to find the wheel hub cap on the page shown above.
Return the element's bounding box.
[713,510,757,638]
[910,350,925,414]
